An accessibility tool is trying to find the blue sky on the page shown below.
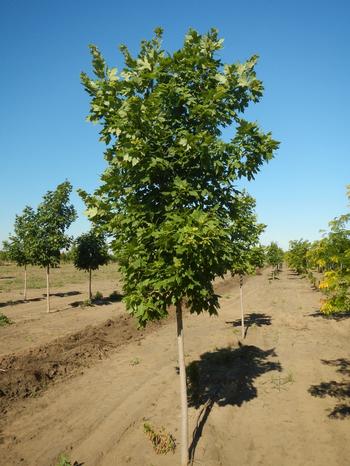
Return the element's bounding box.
[1,0,349,249]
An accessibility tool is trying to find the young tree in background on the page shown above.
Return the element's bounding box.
[73,230,109,300]
[81,28,278,465]
[318,187,350,314]
[31,181,76,312]
[3,206,35,300]
[229,192,265,338]
[266,242,284,279]
[285,239,311,274]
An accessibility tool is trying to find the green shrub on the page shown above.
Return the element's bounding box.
[0,313,12,327]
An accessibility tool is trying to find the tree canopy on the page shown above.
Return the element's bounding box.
[3,206,35,267]
[266,242,284,270]
[285,239,311,274]
[31,181,77,269]
[80,28,279,326]
[317,188,350,313]
[73,230,109,271]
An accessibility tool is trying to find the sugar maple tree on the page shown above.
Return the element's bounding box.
[81,28,278,465]
[3,206,36,300]
[31,181,77,312]
[73,230,109,300]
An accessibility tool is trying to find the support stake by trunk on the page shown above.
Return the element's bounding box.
[176,301,189,466]
[89,268,92,301]
[24,264,27,301]
[46,265,50,313]
[240,274,244,339]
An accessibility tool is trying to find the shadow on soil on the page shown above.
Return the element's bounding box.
[70,293,123,308]
[0,296,43,308]
[186,344,281,463]
[226,312,272,338]
[48,291,81,298]
[287,271,304,280]
[309,358,350,419]
[308,310,350,321]
[0,291,82,308]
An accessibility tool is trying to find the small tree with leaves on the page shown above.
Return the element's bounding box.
[266,242,284,279]
[285,239,311,274]
[73,231,109,300]
[3,206,36,300]
[81,28,278,465]
[31,181,77,312]
[229,192,265,338]
[318,187,350,314]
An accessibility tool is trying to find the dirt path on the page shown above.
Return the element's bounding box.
[1,269,349,466]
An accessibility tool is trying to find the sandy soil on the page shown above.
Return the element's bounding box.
[1,269,349,466]
[0,279,123,356]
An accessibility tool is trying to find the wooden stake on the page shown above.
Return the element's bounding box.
[240,274,244,339]
[89,268,92,300]
[176,301,189,466]
[46,265,50,313]
[24,264,27,301]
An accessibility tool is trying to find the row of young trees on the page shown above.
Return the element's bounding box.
[285,186,350,314]
[3,182,110,310]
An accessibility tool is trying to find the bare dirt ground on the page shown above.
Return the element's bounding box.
[1,269,350,466]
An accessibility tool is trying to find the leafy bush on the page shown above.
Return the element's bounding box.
[93,291,103,301]
[0,313,12,327]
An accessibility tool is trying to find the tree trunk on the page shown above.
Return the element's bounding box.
[46,265,50,313]
[176,301,189,466]
[89,268,92,301]
[240,274,244,339]
[24,264,27,301]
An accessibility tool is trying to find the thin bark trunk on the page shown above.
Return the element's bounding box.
[240,274,244,339]
[176,302,189,466]
[89,268,92,301]
[46,265,50,313]
[24,264,27,301]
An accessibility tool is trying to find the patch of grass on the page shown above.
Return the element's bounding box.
[93,291,103,301]
[0,263,121,293]
[143,422,176,455]
[79,298,93,308]
[0,313,12,326]
[55,454,72,466]
[130,357,141,366]
[55,453,82,466]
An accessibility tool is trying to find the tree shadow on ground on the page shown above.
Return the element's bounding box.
[309,358,350,419]
[70,293,123,308]
[0,296,44,308]
[225,312,272,338]
[186,344,281,463]
[287,271,305,280]
[0,291,82,308]
[308,310,350,321]
[48,291,81,298]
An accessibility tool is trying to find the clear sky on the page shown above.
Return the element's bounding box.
[1,0,349,249]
